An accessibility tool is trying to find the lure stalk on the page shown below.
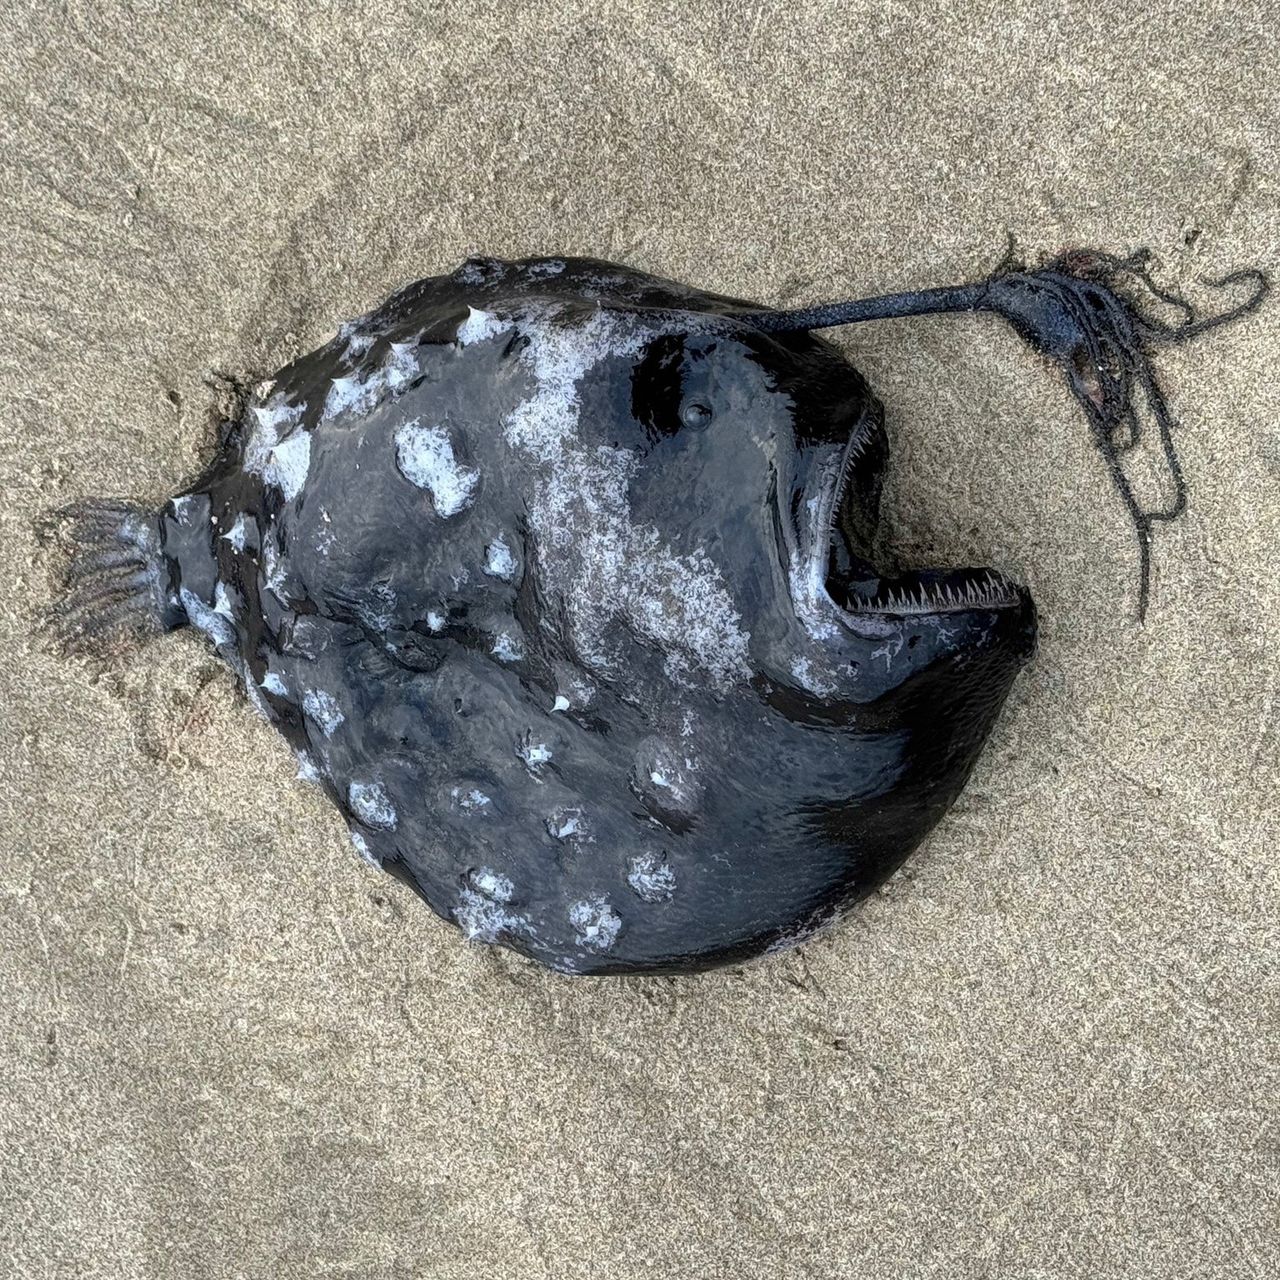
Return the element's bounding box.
[749,248,1269,619]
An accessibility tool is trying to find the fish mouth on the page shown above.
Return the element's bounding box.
[811,419,1025,620]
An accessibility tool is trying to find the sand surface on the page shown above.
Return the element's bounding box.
[2,3,1277,1276]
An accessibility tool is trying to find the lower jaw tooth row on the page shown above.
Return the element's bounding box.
[871,573,1011,614]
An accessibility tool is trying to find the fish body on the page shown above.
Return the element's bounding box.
[55,255,1043,974]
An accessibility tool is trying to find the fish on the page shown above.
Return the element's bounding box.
[46,248,1266,975]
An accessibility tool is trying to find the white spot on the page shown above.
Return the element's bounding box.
[454,888,529,943]
[455,258,500,286]
[425,609,447,633]
[456,306,509,346]
[518,736,552,771]
[469,867,513,902]
[295,751,322,784]
[634,738,701,812]
[170,494,199,525]
[483,534,517,581]
[552,694,571,712]
[244,398,310,501]
[348,781,397,830]
[267,432,311,501]
[180,586,236,650]
[211,582,237,620]
[451,787,492,812]
[350,831,381,868]
[526,259,566,278]
[261,671,289,697]
[394,420,479,517]
[492,632,524,663]
[322,373,379,422]
[569,896,621,951]
[261,532,289,601]
[336,319,375,356]
[628,853,676,903]
[545,808,587,841]
[221,514,249,551]
[790,655,835,696]
[500,308,751,690]
[302,688,344,736]
[357,582,396,632]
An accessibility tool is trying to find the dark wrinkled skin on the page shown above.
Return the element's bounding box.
[136,257,1035,975]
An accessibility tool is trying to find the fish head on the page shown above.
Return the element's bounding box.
[474,265,1037,734]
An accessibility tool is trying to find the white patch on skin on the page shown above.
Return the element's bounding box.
[518,735,552,771]
[492,632,524,663]
[790,655,835,696]
[180,586,236,650]
[357,582,397,632]
[628,852,676,903]
[454,259,494,286]
[501,308,751,690]
[526,259,566,278]
[634,738,701,812]
[322,374,378,422]
[454,888,529,943]
[552,694,571,712]
[302,688,344,736]
[483,534,517,581]
[569,896,621,951]
[425,610,446,633]
[545,808,588,841]
[456,306,508,346]
[348,781,397,830]
[469,867,513,902]
[221,514,249,551]
[183,588,276,721]
[313,508,336,555]
[337,319,375,356]
[261,671,289,697]
[267,432,311,501]
[213,582,236,620]
[350,831,381,868]
[451,787,492,812]
[295,751,322,784]
[320,338,422,424]
[170,494,199,525]
[244,398,310,501]
[260,532,289,601]
[872,633,905,671]
[394,420,480,517]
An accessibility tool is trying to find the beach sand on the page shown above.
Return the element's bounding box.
[1,3,1277,1276]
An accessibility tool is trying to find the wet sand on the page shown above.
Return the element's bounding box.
[1,3,1277,1276]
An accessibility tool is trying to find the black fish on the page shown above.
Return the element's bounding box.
[48,249,1265,975]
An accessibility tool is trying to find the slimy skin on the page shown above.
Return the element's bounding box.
[119,255,1032,975]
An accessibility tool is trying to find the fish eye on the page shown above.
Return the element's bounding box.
[681,401,713,429]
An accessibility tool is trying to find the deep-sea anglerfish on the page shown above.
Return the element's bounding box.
[48,249,1265,974]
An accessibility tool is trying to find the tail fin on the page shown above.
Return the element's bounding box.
[42,498,177,656]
